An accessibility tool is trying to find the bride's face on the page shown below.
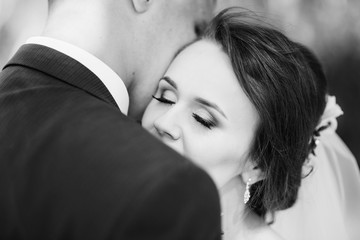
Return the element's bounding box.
[142,40,259,187]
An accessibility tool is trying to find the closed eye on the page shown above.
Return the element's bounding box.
[192,113,216,129]
[152,95,175,105]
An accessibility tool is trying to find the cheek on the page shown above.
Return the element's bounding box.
[182,133,249,186]
[184,133,250,168]
[182,132,228,165]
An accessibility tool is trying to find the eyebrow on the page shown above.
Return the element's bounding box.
[195,97,227,119]
[160,76,227,119]
[160,76,178,89]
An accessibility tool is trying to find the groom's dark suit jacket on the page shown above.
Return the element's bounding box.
[0,44,221,240]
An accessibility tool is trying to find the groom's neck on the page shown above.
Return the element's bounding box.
[43,0,135,88]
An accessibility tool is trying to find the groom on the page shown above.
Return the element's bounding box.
[0,0,221,239]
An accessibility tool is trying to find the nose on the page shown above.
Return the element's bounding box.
[153,109,181,141]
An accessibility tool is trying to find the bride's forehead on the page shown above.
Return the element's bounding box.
[169,42,228,78]
[169,45,234,83]
[180,40,221,58]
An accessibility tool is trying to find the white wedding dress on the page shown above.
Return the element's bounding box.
[271,97,360,240]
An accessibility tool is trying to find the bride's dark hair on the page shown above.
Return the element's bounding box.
[203,8,327,218]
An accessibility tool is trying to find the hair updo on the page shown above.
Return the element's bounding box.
[203,8,327,218]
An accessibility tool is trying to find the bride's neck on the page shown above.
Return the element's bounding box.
[220,177,266,240]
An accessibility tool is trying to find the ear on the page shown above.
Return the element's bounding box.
[240,159,265,185]
[131,0,153,13]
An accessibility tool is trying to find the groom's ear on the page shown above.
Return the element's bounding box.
[131,0,153,13]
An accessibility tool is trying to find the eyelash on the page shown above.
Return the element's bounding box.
[153,94,216,130]
[192,113,216,129]
[152,95,175,105]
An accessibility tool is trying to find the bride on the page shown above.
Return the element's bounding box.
[142,8,360,240]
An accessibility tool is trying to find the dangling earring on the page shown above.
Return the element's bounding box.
[244,178,251,204]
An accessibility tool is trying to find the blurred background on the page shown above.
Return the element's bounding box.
[1,0,359,167]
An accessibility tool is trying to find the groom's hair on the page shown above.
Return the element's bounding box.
[204,8,327,219]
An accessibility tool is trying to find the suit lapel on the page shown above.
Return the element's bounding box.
[3,44,119,109]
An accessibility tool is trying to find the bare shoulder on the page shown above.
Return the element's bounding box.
[252,226,286,240]
[239,211,286,240]
[236,221,286,240]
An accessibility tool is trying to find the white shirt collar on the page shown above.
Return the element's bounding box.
[26,36,129,115]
